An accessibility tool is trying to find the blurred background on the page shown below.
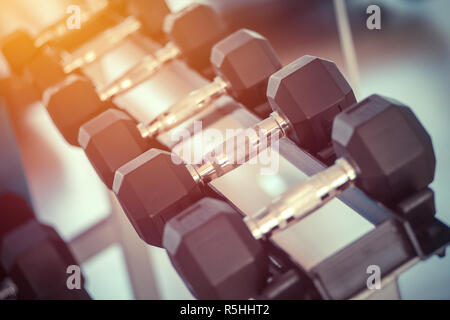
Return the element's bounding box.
[0,0,449,299]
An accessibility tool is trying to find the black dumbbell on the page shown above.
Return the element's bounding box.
[113,55,355,247]
[50,29,281,189]
[40,2,225,106]
[0,193,90,299]
[0,74,41,109]
[163,198,315,300]
[63,2,226,85]
[244,95,436,239]
[97,3,227,99]
[44,3,227,147]
[1,0,126,73]
[163,197,268,299]
[0,0,172,94]
[163,97,436,298]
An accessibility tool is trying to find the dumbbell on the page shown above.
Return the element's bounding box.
[0,193,34,298]
[49,29,281,188]
[35,3,223,99]
[0,193,90,299]
[163,198,315,300]
[64,2,225,82]
[112,55,356,247]
[244,94,436,239]
[43,2,227,145]
[162,97,436,299]
[1,0,127,73]
[98,3,227,100]
[0,0,173,94]
[163,197,268,299]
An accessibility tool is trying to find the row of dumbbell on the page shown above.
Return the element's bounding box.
[0,1,291,300]
[2,2,227,106]
[1,1,439,299]
[41,39,435,243]
[0,0,304,300]
[49,40,438,298]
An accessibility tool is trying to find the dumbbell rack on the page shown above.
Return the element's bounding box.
[4,1,449,300]
[53,18,449,299]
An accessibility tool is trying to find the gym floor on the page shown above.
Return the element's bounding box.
[1,0,449,299]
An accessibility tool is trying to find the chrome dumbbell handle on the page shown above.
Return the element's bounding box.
[62,16,142,73]
[245,157,357,239]
[98,42,181,100]
[190,111,289,184]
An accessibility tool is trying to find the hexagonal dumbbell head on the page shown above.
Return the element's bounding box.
[78,109,150,189]
[128,0,170,39]
[0,194,32,284]
[25,47,66,95]
[1,221,87,299]
[332,94,436,206]
[163,198,269,299]
[0,194,34,238]
[1,34,66,96]
[1,30,39,74]
[164,3,226,70]
[0,74,40,108]
[0,195,87,299]
[267,55,356,153]
[113,149,203,247]
[44,75,108,146]
[211,29,282,108]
